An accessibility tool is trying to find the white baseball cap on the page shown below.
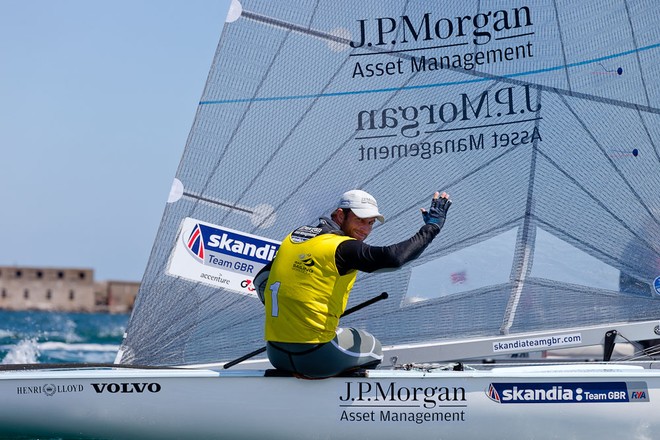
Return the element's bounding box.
[338,189,385,223]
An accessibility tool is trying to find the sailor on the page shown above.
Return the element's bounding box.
[255,189,451,378]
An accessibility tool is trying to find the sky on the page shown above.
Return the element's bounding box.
[0,0,232,281]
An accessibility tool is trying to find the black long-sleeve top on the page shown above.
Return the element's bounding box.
[306,217,440,275]
[254,217,440,301]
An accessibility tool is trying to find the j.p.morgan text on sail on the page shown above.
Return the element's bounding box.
[349,7,533,48]
[356,84,540,139]
[349,6,535,76]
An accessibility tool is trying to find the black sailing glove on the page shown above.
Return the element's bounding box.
[421,192,452,231]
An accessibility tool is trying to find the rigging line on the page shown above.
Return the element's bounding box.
[501,87,543,335]
[551,0,572,92]
[535,148,658,257]
[558,93,660,229]
[307,0,322,31]
[623,0,652,108]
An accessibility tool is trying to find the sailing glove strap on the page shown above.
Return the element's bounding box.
[422,194,451,230]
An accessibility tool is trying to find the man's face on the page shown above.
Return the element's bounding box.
[337,209,376,241]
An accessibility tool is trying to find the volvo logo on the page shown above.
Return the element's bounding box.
[91,382,162,394]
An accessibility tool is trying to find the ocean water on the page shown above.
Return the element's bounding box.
[0,309,128,365]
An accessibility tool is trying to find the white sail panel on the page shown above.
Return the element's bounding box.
[118,0,660,366]
[530,227,621,291]
[406,227,518,303]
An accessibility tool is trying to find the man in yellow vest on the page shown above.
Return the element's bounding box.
[256,189,451,378]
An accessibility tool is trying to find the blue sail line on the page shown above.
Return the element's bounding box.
[199,42,660,106]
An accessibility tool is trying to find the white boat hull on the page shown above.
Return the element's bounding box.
[1,364,660,439]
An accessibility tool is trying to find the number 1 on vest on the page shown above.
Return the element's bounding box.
[268,282,280,317]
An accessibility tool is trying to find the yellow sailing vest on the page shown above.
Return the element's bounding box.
[264,231,357,343]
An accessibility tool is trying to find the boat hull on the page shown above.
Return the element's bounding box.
[1,365,659,439]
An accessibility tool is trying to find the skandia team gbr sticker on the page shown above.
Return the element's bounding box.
[167,217,280,295]
[486,381,649,404]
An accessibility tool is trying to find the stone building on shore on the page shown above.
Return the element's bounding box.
[0,265,138,314]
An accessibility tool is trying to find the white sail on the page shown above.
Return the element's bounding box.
[116,0,660,367]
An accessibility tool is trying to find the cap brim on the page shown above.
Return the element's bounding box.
[351,207,385,223]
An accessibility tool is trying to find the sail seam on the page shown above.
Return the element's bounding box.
[623,0,652,108]
[551,0,572,91]
[558,94,660,229]
[535,148,658,253]
[500,87,543,335]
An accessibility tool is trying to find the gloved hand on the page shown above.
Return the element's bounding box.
[421,191,451,230]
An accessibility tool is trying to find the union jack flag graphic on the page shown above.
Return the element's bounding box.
[187,224,205,261]
[487,384,501,402]
[451,270,467,284]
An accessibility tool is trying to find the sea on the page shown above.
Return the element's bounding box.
[0,310,129,440]
[0,309,128,365]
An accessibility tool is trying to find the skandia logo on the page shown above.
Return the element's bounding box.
[185,223,278,264]
[487,382,649,404]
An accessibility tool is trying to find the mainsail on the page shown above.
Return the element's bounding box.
[118,0,660,366]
